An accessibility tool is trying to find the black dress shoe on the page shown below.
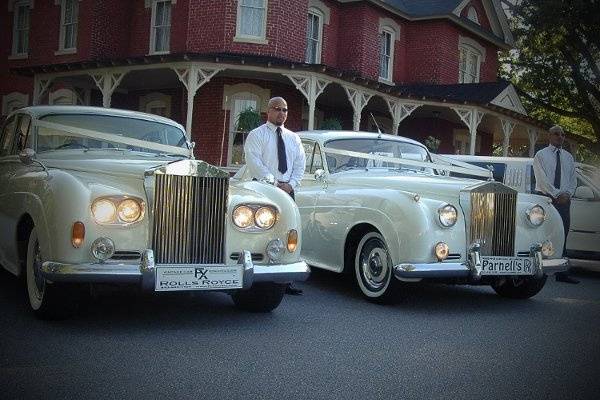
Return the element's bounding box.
[555,273,580,284]
[285,284,303,295]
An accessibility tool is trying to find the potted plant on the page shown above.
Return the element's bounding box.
[231,107,262,165]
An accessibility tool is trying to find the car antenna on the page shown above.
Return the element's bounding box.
[370,113,382,138]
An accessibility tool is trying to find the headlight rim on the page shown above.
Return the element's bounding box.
[437,204,458,228]
[526,204,546,227]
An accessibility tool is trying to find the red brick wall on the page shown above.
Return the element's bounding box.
[90,0,135,59]
[320,0,340,67]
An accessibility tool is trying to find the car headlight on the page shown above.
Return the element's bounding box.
[232,205,254,229]
[232,204,278,231]
[92,196,145,225]
[255,206,277,229]
[438,204,458,227]
[526,204,545,227]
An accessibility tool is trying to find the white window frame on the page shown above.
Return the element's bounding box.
[149,0,172,55]
[467,6,479,24]
[140,92,172,117]
[234,0,268,44]
[56,0,79,54]
[379,28,394,82]
[458,36,486,84]
[11,1,30,57]
[305,8,323,64]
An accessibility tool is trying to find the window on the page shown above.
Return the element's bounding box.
[58,0,79,51]
[16,114,32,152]
[305,9,323,64]
[459,45,481,83]
[236,0,267,41]
[12,1,30,56]
[467,6,479,24]
[140,93,172,117]
[150,0,171,54]
[302,141,323,174]
[1,116,17,157]
[379,29,394,82]
[229,96,259,166]
[2,92,29,116]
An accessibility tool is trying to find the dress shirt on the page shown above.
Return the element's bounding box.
[533,144,576,199]
[244,122,306,189]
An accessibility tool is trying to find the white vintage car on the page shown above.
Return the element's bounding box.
[443,155,600,262]
[239,130,568,302]
[0,106,309,318]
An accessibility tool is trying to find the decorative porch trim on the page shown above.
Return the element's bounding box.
[385,99,421,134]
[172,64,222,138]
[343,86,373,131]
[91,71,127,108]
[33,76,53,105]
[500,118,515,156]
[528,128,539,157]
[285,74,331,130]
[452,107,485,155]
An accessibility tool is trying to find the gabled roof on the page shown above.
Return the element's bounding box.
[382,0,461,16]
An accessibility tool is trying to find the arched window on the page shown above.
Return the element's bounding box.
[378,18,400,83]
[140,92,172,117]
[458,37,486,83]
[2,92,29,116]
[49,88,86,105]
[467,6,479,24]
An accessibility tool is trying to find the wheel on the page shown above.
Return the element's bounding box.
[492,275,547,299]
[231,283,286,312]
[354,232,398,303]
[26,228,77,319]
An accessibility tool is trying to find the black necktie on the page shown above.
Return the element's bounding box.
[554,149,561,189]
[276,127,287,174]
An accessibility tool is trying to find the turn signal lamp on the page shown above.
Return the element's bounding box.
[71,221,85,248]
[287,229,298,253]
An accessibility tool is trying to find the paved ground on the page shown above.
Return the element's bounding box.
[1,265,599,400]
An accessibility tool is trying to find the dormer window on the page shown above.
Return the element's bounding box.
[467,6,479,24]
[58,0,79,52]
[150,0,172,54]
[11,1,30,57]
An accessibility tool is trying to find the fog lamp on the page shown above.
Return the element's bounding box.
[71,221,85,248]
[266,239,285,262]
[541,240,555,258]
[434,242,450,261]
[287,229,298,253]
[91,237,115,261]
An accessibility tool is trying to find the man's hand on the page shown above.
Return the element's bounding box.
[277,182,293,194]
[556,193,571,204]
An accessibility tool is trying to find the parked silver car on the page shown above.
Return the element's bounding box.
[0,106,309,318]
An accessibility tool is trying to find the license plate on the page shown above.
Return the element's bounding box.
[155,265,243,291]
[480,256,535,276]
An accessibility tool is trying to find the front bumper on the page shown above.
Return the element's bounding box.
[41,250,310,291]
[393,244,569,281]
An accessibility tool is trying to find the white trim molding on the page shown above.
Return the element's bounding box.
[2,92,29,116]
[452,107,485,155]
[235,0,269,44]
[491,84,527,115]
[49,87,88,105]
[378,18,399,84]
[148,0,173,55]
[308,0,330,24]
[55,0,81,53]
[285,74,331,130]
[222,83,270,113]
[8,0,34,11]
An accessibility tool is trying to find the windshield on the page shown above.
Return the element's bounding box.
[324,138,433,174]
[36,114,188,155]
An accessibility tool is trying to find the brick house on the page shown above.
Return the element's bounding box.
[1,0,551,168]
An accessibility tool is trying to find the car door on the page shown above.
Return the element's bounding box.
[568,172,600,257]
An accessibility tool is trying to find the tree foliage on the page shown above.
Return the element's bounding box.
[500,0,600,157]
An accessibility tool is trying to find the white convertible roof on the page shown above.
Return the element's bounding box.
[16,105,185,131]
[298,130,427,148]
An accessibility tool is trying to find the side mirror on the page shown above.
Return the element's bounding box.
[314,169,326,182]
[574,185,595,200]
[18,148,36,165]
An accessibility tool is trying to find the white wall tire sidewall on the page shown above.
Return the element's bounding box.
[26,228,44,311]
[355,232,391,298]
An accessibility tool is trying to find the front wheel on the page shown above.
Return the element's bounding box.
[492,275,547,299]
[354,232,398,303]
[231,283,286,312]
[26,228,77,319]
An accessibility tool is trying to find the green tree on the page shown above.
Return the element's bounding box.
[500,0,600,157]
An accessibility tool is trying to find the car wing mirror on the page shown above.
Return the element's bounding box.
[18,148,36,165]
[314,169,326,182]
[575,185,595,200]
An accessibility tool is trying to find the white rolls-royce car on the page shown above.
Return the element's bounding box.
[242,130,567,303]
[0,106,309,318]
[442,155,600,263]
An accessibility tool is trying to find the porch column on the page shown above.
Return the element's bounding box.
[528,128,539,157]
[343,86,372,131]
[452,107,485,155]
[385,99,421,134]
[33,76,54,105]
[91,71,127,108]
[500,119,516,156]
[284,74,331,130]
[173,64,222,140]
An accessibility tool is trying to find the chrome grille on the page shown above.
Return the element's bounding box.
[470,185,517,256]
[152,174,228,264]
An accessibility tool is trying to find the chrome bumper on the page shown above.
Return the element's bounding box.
[393,244,569,280]
[41,250,310,291]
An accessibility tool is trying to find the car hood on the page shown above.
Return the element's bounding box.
[332,170,482,199]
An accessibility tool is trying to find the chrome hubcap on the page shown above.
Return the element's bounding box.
[361,244,389,291]
[31,241,45,299]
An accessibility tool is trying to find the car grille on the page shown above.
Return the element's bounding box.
[152,174,228,264]
[469,183,517,256]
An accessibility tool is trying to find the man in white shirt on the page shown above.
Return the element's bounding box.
[533,125,579,284]
[244,96,306,294]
